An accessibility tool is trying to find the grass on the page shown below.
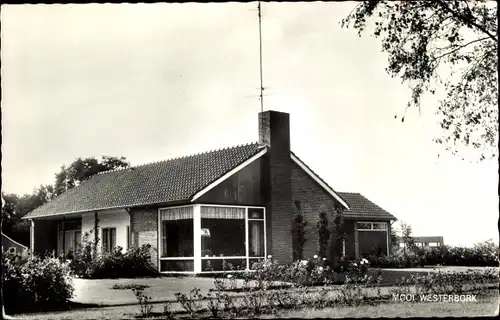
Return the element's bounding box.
[15,289,499,319]
[265,291,500,318]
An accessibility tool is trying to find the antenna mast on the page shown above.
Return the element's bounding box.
[258,1,264,113]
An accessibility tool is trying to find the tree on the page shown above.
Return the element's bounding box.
[316,211,330,258]
[399,221,416,256]
[342,1,498,160]
[390,223,400,252]
[326,204,346,266]
[53,156,130,196]
[292,200,308,261]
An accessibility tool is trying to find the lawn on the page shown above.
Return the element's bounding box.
[15,289,499,319]
[268,291,499,318]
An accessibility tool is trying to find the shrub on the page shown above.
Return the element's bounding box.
[3,251,74,313]
[70,244,159,279]
[133,286,154,317]
[174,288,203,318]
[369,240,500,268]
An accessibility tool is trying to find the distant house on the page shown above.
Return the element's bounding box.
[414,236,445,248]
[2,233,28,255]
[22,111,397,273]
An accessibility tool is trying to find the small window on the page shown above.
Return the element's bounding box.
[357,222,372,230]
[248,208,264,220]
[373,222,387,230]
[102,228,117,253]
[126,226,130,250]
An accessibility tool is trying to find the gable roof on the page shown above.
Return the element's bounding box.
[23,143,265,219]
[339,192,397,220]
[22,143,395,221]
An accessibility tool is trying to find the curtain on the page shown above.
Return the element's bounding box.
[250,221,263,256]
[201,206,245,219]
[160,206,194,220]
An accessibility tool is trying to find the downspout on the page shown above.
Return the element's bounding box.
[94,211,99,256]
[62,216,66,256]
[30,219,35,257]
[125,208,132,249]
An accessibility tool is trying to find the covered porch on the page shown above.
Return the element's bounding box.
[30,208,131,257]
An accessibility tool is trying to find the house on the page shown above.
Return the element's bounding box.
[22,111,397,273]
[413,236,445,248]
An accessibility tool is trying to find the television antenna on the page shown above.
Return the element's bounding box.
[258,1,264,112]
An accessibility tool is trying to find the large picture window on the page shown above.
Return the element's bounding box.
[201,209,245,258]
[160,206,194,258]
[159,205,266,273]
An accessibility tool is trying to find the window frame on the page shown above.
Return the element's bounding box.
[357,221,388,231]
[102,227,117,254]
[157,204,266,273]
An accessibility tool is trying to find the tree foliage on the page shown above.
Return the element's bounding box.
[54,156,130,196]
[342,0,498,160]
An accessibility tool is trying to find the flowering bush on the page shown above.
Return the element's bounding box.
[70,244,158,279]
[245,255,337,286]
[3,251,74,313]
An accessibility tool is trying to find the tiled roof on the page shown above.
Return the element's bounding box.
[23,143,264,219]
[339,192,397,220]
[413,236,444,243]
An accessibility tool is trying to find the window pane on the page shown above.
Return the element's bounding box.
[201,218,245,257]
[162,219,193,257]
[249,220,264,257]
[201,206,245,219]
[111,228,116,249]
[358,230,388,256]
[103,229,109,253]
[373,223,387,230]
[75,231,82,251]
[160,206,193,220]
[248,208,264,219]
[202,259,246,272]
[160,260,194,272]
[357,222,372,230]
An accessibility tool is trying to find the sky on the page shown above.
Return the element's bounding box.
[1,2,498,247]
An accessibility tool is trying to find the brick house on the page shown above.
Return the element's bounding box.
[22,111,396,273]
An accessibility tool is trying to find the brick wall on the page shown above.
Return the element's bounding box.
[130,207,158,269]
[291,161,346,259]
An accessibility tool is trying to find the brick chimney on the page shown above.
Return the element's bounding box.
[258,111,293,264]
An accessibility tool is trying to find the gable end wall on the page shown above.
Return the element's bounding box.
[291,162,356,259]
